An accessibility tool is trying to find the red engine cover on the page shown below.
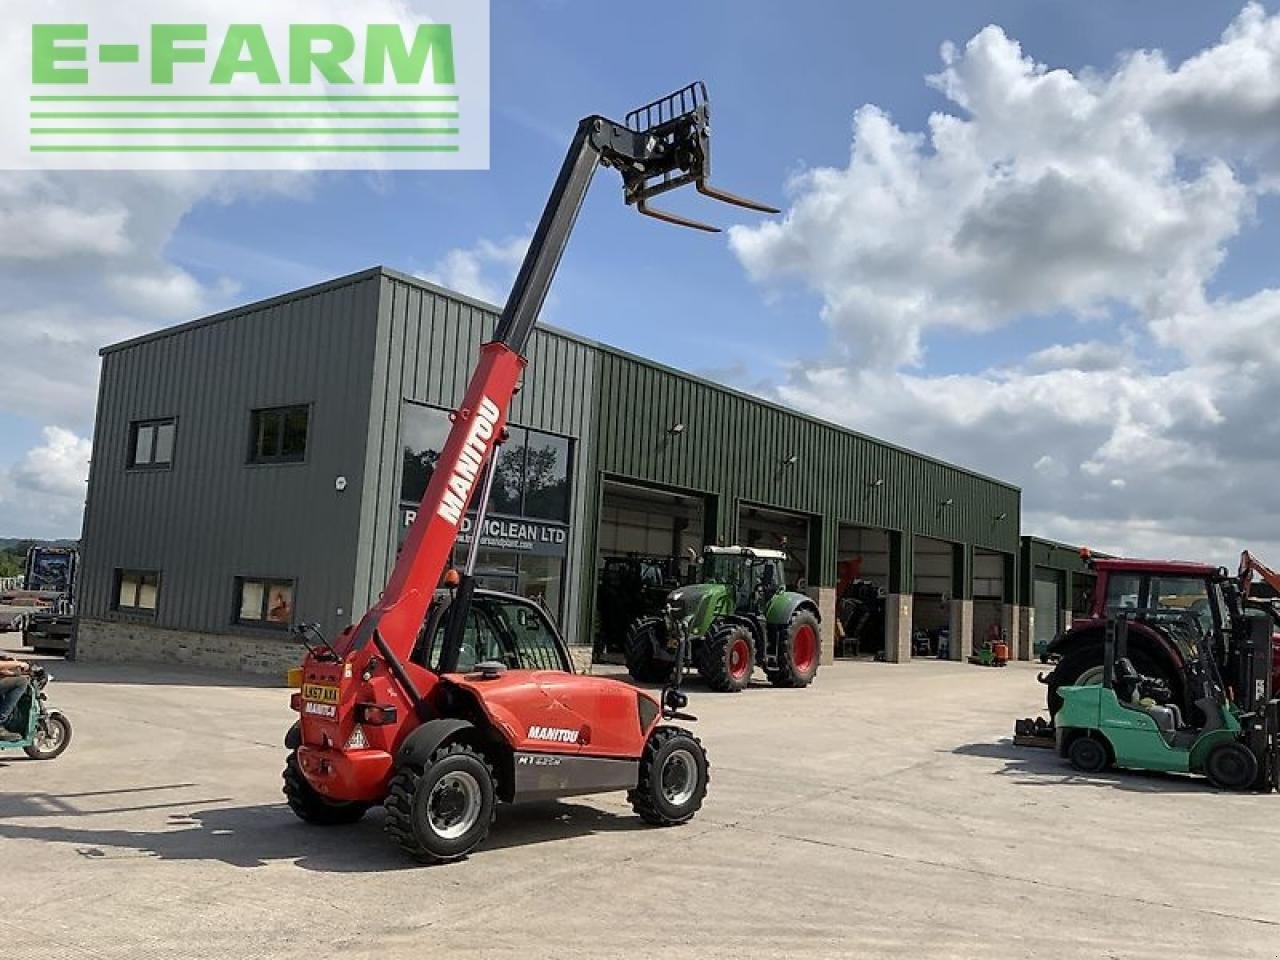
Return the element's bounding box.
[446,671,658,759]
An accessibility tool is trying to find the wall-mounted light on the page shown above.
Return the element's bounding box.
[993,511,1008,521]
[938,498,954,507]
[868,478,884,488]
[668,422,685,435]
[783,453,798,466]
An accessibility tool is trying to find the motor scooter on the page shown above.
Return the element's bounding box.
[0,664,72,760]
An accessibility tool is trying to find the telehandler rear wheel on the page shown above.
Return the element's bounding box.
[766,610,821,688]
[697,623,754,692]
[384,742,496,863]
[282,752,368,825]
[629,726,709,826]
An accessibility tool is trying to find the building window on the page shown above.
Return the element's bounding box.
[249,406,309,464]
[129,419,175,469]
[115,569,159,613]
[236,577,295,627]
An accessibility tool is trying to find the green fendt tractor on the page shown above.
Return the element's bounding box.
[624,546,822,692]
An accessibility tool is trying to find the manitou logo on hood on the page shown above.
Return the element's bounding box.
[436,396,500,526]
[527,725,580,744]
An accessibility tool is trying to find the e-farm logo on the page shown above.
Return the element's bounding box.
[4,1,490,170]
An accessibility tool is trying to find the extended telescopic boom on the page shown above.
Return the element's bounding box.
[337,83,777,669]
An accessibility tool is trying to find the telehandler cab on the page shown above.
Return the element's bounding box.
[1056,608,1279,791]
[283,83,778,862]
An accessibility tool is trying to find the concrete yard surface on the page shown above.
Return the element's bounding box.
[2,640,1278,960]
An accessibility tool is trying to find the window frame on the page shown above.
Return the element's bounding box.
[127,417,177,471]
[113,568,161,615]
[234,576,297,629]
[247,404,310,466]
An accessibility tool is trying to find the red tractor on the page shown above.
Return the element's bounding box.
[1042,553,1280,721]
[282,83,777,862]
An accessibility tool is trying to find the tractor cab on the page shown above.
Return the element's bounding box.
[701,546,786,614]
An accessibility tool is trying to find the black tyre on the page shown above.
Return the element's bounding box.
[1047,643,1173,717]
[23,713,71,760]
[282,752,368,825]
[1067,734,1109,774]
[384,742,496,863]
[697,623,754,692]
[1205,742,1258,791]
[629,726,709,826]
[624,617,672,684]
[766,610,821,688]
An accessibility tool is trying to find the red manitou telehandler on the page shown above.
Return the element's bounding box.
[282,83,778,863]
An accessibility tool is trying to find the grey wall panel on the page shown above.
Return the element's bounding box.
[81,272,382,642]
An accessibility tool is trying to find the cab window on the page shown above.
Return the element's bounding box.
[418,596,570,673]
[1149,576,1213,636]
[1103,574,1142,614]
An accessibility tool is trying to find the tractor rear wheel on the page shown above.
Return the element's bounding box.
[766,610,821,688]
[624,617,671,684]
[384,742,496,863]
[629,726,709,826]
[1205,742,1258,791]
[282,752,368,825]
[697,623,754,692]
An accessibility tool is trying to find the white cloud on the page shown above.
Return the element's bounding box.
[0,427,91,539]
[419,233,530,305]
[728,4,1280,566]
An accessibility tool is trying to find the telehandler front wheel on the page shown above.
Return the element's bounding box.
[629,726,709,826]
[282,752,369,825]
[766,610,821,688]
[384,742,496,863]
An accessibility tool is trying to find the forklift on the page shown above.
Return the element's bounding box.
[1055,607,1279,791]
[283,83,778,862]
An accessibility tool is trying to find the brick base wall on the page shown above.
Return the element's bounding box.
[76,618,301,676]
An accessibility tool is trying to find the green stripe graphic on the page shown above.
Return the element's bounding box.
[31,111,459,119]
[30,95,458,103]
[30,144,461,153]
[32,127,460,136]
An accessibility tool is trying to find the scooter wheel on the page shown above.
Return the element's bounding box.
[24,713,71,760]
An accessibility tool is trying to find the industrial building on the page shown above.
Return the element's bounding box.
[76,267,1031,674]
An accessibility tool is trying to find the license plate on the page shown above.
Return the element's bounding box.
[302,683,339,705]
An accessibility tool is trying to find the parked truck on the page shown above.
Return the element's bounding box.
[19,545,78,655]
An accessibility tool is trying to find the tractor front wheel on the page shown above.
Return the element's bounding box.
[766,610,821,688]
[624,617,671,684]
[282,752,369,825]
[697,623,754,692]
[384,742,496,863]
[629,726,709,826]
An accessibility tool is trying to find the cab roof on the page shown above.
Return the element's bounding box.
[704,545,788,560]
[1092,558,1221,577]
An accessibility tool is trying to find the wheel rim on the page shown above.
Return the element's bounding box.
[729,637,752,680]
[792,624,817,674]
[427,771,482,840]
[33,719,62,754]
[1074,665,1105,687]
[1075,740,1104,770]
[660,748,698,807]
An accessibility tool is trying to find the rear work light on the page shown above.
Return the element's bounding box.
[289,692,302,712]
[354,703,398,726]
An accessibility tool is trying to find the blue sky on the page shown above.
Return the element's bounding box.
[5,0,1280,560]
